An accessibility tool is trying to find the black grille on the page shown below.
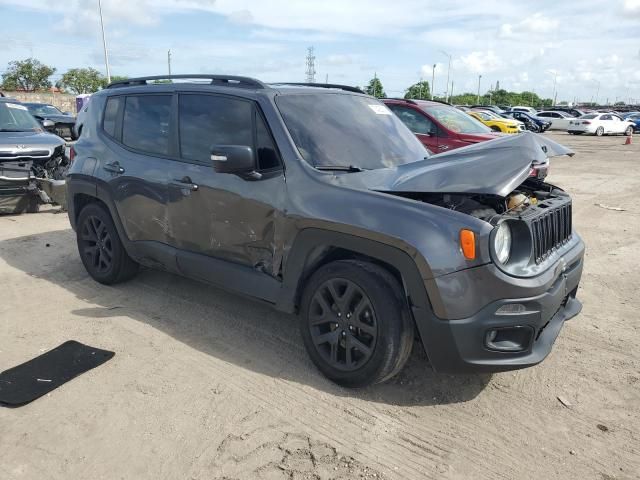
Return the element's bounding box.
[531,202,572,263]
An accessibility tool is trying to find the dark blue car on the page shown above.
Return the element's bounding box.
[623,112,640,132]
[505,110,551,133]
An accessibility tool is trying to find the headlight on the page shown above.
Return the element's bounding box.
[494,222,512,264]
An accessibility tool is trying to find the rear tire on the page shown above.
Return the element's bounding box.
[595,126,604,136]
[490,126,502,132]
[299,260,414,388]
[76,203,139,284]
[625,126,633,136]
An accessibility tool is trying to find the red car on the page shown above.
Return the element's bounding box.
[383,99,500,153]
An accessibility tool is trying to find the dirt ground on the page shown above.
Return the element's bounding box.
[1,132,638,480]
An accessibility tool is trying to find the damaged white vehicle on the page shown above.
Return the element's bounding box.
[0,98,69,214]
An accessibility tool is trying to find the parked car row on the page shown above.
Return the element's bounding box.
[456,104,636,136]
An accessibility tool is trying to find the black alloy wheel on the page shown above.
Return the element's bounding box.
[76,203,138,284]
[79,215,114,274]
[308,277,377,371]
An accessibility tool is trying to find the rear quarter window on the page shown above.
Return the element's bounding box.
[122,95,172,156]
[103,96,122,138]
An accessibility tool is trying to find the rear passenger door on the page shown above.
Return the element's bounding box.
[166,93,286,278]
[97,94,173,251]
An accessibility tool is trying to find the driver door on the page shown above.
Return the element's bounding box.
[165,93,286,281]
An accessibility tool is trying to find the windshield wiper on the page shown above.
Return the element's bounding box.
[315,165,366,172]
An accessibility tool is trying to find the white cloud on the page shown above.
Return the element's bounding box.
[624,0,640,15]
[456,50,503,74]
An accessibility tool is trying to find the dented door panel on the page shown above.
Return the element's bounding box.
[166,160,286,275]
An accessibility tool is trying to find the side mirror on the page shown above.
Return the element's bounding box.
[42,119,55,129]
[210,145,257,176]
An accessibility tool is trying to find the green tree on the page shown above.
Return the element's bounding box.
[1,58,56,91]
[365,76,386,98]
[57,67,106,94]
[404,80,431,100]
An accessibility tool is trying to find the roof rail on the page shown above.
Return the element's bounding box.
[382,97,417,105]
[271,83,364,94]
[106,74,267,89]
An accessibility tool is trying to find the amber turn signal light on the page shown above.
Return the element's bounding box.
[460,229,476,260]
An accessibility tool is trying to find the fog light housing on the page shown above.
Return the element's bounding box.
[485,326,533,352]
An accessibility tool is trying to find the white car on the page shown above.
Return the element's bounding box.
[536,110,574,130]
[567,113,635,136]
[511,106,538,116]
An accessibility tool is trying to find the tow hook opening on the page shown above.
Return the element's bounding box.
[485,326,534,352]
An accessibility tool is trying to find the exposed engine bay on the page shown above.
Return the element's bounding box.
[389,178,567,224]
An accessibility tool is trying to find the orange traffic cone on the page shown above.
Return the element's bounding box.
[624,134,632,145]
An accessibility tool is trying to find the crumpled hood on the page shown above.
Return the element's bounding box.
[330,132,574,197]
[37,114,76,124]
[0,130,65,149]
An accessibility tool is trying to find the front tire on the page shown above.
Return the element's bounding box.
[490,126,502,132]
[299,260,414,388]
[625,126,633,136]
[76,203,139,285]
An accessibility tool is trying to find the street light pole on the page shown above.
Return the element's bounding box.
[431,64,436,101]
[595,81,601,105]
[477,74,482,104]
[98,0,111,84]
[440,51,452,102]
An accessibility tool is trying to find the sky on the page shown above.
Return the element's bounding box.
[1,0,640,103]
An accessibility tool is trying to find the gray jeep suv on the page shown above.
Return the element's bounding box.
[66,75,584,387]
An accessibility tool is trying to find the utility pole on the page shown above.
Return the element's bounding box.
[167,49,172,75]
[440,51,452,102]
[477,74,482,104]
[431,64,436,100]
[594,80,600,105]
[305,47,316,83]
[325,73,328,84]
[98,0,111,83]
[549,70,558,106]
[450,81,454,101]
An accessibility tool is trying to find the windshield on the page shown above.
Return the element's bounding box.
[423,105,491,134]
[276,93,428,170]
[0,102,41,131]
[26,104,63,116]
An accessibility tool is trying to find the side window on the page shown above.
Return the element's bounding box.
[103,96,122,138]
[255,112,280,170]
[601,114,611,121]
[122,95,172,156]
[388,105,434,135]
[179,94,252,163]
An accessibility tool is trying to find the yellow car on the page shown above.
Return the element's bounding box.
[467,110,523,134]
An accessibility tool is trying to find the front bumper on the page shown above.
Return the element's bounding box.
[415,238,584,373]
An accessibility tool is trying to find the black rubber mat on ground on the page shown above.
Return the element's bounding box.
[0,341,114,407]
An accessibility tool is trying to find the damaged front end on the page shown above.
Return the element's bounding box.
[0,143,69,215]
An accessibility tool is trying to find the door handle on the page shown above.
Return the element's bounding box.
[171,176,199,191]
[104,162,125,174]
